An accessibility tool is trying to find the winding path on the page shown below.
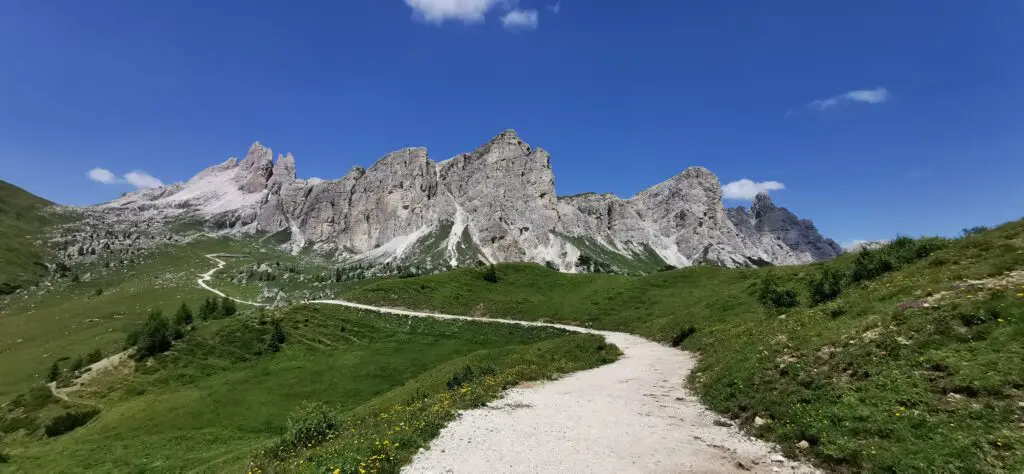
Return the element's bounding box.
[199,254,815,473]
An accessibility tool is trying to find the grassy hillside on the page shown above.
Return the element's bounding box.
[0,180,65,295]
[2,304,615,472]
[0,235,617,472]
[344,220,1024,473]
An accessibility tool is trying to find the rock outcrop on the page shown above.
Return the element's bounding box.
[727,193,842,263]
[99,130,840,273]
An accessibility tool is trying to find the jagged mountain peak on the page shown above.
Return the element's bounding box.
[98,130,840,273]
[752,192,777,217]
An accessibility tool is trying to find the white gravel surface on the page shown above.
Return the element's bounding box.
[200,256,818,473]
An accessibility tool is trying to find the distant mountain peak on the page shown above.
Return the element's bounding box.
[98,130,841,273]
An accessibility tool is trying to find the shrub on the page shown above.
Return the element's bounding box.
[576,255,615,273]
[0,449,9,463]
[46,362,60,383]
[962,226,988,237]
[198,297,219,320]
[272,321,287,344]
[754,273,800,309]
[808,267,846,305]
[133,310,174,359]
[68,357,84,373]
[93,288,103,297]
[482,264,498,283]
[446,364,495,390]
[173,302,194,326]
[220,297,237,317]
[851,249,895,282]
[284,402,339,449]
[670,326,697,347]
[823,301,848,318]
[44,409,100,437]
[83,349,103,365]
[544,261,560,271]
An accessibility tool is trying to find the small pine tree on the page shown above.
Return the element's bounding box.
[272,321,287,344]
[220,297,237,317]
[134,309,174,359]
[173,302,194,326]
[68,357,84,373]
[198,297,218,320]
[335,267,343,283]
[47,362,60,383]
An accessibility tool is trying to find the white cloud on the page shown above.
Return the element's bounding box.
[87,168,119,184]
[87,168,164,189]
[306,177,325,185]
[810,87,890,110]
[123,171,164,189]
[721,179,786,200]
[404,0,506,24]
[548,2,561,13]
[502,9,539,29]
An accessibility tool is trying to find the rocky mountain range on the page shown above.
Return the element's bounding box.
[98,130,842,273]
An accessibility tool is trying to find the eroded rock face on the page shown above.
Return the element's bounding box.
[438,130,559,263]
[727,193,842,263]
[99,131,839,271]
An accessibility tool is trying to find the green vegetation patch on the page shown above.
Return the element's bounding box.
[0,180,69,294]
[344,220,1024,472]
[4,303,617,473]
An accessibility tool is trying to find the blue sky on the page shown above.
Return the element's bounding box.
[1,0,1022,247]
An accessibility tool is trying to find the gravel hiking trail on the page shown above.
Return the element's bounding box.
[201,254,817,473]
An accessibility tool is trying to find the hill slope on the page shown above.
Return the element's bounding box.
[0,180,64,294]
[344,220,1024,472]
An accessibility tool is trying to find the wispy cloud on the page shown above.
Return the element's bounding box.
[87,168,119,184]
[404,0,506,24]
[810,87,890,111]
[721,179,785,200]
[502,9,539,30]
[124,171,164,189]
[548,2,561,13]
[87,168,164,189]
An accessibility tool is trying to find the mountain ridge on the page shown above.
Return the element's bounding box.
[99,130,842,273]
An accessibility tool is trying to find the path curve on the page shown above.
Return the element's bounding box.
[199,254,816,473]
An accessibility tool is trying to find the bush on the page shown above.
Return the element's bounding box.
[220,297,237,317]
[46,362,60,383]
[670,326,697,347]
[754,273,800,309]
[851,249,895,282]
[83,349,103,365]
[808,267,846,305]
[133,310,174,359]
[272,321,287,344]
[44,409,100,437]
[962,226,988,237]
[446,364,495,390]
[284,402,339,449]
[173,302,194,326]
[0,449,9,463]
[544,261,559,271]
[68,357,84,373]
[198,297,219,320]
[482,264,498,283]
